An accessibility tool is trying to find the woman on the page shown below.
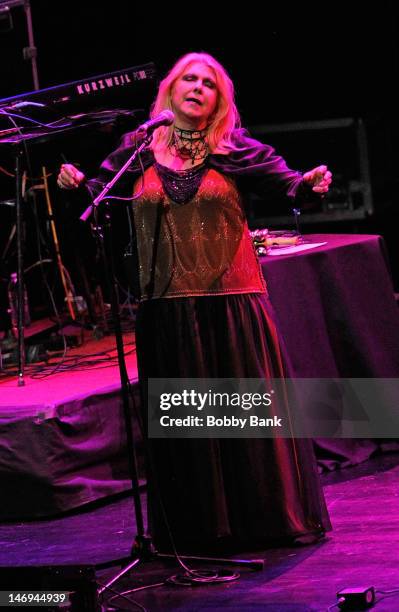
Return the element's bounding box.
[58,52,332,552]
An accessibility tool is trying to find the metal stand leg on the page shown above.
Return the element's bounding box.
[15,148,25,386]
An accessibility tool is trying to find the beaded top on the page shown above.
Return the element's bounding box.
[154,161,208,205]
[131,166,267,301]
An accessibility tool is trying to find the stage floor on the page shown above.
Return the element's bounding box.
[0,329,138,412]
[0,453,398,611]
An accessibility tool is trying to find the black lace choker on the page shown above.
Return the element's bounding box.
[170,126,208,165]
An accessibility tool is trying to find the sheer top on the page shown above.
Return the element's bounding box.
[132,164,267,300]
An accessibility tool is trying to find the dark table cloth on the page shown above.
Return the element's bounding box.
[261,233,399,470]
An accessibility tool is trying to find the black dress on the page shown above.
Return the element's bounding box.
[137,294,331,552]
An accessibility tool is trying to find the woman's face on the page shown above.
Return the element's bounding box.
[170,62,218,129]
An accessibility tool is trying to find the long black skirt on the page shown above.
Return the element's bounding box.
[136,293,331,552]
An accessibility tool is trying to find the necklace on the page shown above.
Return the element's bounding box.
[170,126,208,165]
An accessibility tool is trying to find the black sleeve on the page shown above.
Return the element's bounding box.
[209,128,314,201]
[85,131,153,200]
[61,132,153,220]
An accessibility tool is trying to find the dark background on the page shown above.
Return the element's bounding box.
[1,0,399,322]
[1,2,397,120]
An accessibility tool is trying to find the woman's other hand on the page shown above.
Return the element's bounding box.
[303,165,332,193]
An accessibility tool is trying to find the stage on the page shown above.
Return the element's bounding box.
[0,331,142,520]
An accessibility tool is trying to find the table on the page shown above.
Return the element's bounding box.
[261,234,399,469]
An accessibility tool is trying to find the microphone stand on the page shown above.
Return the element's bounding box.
[1,138,28,386]
[0,0,39,385]
[15,145,26,386]
[81,134,154,565]
[80,135,149,222]
[80,135,264,608]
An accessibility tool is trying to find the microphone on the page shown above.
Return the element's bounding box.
[136,110,174,135]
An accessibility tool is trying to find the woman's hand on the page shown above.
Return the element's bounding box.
[57,164,85,189]
[303,165,332,193]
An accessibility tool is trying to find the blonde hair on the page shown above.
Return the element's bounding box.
[149,52,241,155]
